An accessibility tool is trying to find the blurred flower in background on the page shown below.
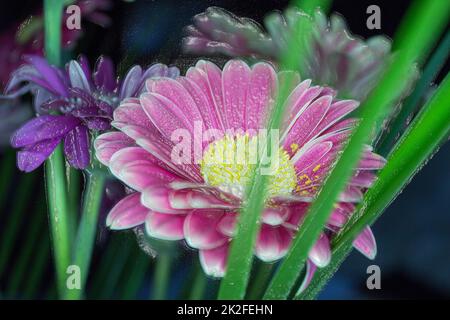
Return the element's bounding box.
[183,6,392,100]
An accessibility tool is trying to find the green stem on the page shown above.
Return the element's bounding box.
[67,165,81,241]
[45,147,71,298]
[153,254,171,300]
[44,0,71,299]
[246,262,274,300]
[66,170,105,299]
[297,73,450,300]
[218,0,319,300]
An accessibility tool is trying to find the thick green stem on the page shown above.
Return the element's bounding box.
[67,165,81,241]
[44,0,72,299]
[66,170,105,299]
[246,262,274,300]
[45,147,72,298]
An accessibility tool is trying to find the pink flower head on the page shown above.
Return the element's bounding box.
[96,59,385,288]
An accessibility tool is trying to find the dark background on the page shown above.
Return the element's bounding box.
[0,0,448,299]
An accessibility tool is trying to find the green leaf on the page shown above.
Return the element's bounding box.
[66,169,106,299]
[264,0,450,300]
[297,72,450,300]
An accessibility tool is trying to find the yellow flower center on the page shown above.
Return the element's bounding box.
[200,134,297,199]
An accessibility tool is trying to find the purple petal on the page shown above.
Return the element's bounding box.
[68,60,92,92]
[11,115,79,148]
[24,55,68,97]
[63,125,90,169]
[119,65,142,100]
[84,117,111,131]
[94,56,116,92]
[17,137,61,172]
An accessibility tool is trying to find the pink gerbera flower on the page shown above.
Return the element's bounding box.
[95,59,385,289]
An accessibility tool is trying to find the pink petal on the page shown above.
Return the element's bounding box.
[184,210,228,250]
[140,92,193,138]
[338,186,363,202]
[282,80,313,127]
[177,77,221,130]
[141,185,180,213]
[106,193,149,230]
[327,205,350,229]
[145,212,186,240]
[246,62,277,130]
[282,202,309,230]
[296,259,318,295]
[292,141,333,174]
[357,151,386,170]
[283,95,332,155]
[217,213,237,237]
[282,83,321,131]
[261,207,290,226]
[353,226,377,260]
[222,60,251,130]
[109,147,180,191]
[349,171,376,188]
[113,98,155,130]
[199,243,229,278]
[308,232,331,268]
[146,77,203,125]
[94,131,134,166]
[116,121,202,182]
[255,225,292,262]
[187,60,225,129]
[307,100,359,139]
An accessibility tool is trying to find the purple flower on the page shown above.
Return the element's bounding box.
[7,55,179,172]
